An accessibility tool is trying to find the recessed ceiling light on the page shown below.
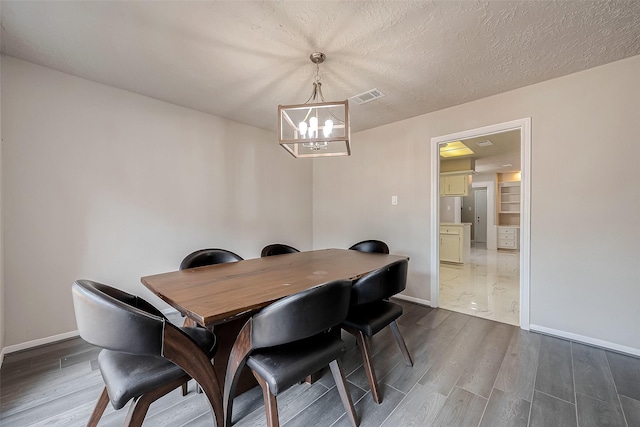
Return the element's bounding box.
[476,140,493,147]
[440,141,474,158]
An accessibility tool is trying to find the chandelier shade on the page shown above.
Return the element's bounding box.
[277,52,351,158]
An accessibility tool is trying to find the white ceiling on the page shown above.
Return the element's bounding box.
[2,1,640,135]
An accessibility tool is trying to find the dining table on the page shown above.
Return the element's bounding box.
[141,248,408,395]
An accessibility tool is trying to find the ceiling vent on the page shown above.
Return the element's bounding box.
[476,140,493,147]
[348,88,385,105]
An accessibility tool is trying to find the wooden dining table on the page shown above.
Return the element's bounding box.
[141,248,408,394]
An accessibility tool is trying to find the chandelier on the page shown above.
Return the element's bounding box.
[278,52,350,158]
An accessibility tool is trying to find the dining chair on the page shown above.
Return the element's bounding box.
[340,259,412,404]
[260,243,300,257]
[348,239,390,254]
[180,248,243,270]
[71,280,224,427]
[224,279,358,427]
[179,248,244,393]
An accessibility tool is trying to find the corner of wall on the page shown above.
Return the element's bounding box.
[0,48,5,365]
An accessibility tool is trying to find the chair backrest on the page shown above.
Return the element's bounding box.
[261,243,300,257]
[180,248,243,270]
[250,280,351,349]
[72,280,165,356]
[348,240,390,254]
[350,259,408,306]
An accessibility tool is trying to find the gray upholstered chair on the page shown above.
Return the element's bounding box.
[224,279,358,427]
[72,280,223,427]
[260,243,300,257]
[340,259,413,404]
[348,240,389,254]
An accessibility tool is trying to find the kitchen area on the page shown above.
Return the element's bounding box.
[438,132,522,326]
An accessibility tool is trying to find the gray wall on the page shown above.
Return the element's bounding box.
[313,54,640,352]
[1,57,313,347]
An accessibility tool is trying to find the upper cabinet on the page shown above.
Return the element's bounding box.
[440,174,470,196]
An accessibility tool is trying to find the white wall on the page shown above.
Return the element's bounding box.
[1,57,312,347]
[0,48,5,357]
[314,54,640,352]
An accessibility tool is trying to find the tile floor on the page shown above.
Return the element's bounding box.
[439,243,520,326]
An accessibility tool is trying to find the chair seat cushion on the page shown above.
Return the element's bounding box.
[247,333,346,395]
[100,325,216,410]
[342,301,403,337]
[99,350,186,410]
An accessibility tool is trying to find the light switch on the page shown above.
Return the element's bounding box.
[391,195,398,205]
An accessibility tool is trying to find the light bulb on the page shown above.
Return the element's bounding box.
[309,116,318,137]
[323,120,333,137]
[298,121,307,138]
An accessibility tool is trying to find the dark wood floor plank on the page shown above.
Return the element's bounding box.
[575,392,626,427]
[0,381,104,426]
[571,342,619,404]
[379,383,448,427]
[332,383,405,427]
[381,311,470,394]
[534,335,575,403]
[478,388,530,427]
[417,316,494,396]
[529,390,577,427]
[231,382,332,427]
[282,381,366,427]
[456,322,514,398]
[494,328,541,402]
[430,386,487,427]
[0,361,102,417]
[620,395,640,427]
[416,306,451,329]
[395,301,432,327]
[606,350,640,401]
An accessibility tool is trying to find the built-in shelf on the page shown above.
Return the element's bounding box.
[498,181,520,250]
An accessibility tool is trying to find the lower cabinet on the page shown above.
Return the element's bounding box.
[498,226,519,250]
[440,224,471,263]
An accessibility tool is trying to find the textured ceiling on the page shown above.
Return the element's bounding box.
[2,1,640,135]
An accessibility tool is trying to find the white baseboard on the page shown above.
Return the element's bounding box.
[0,347,6,369]
[530,324,640,357]
[2,330,80,358]
[394,294,432,307]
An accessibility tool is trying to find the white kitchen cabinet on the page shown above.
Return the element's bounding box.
[498,226,519,250]
[440,174,469,196]
[440,223,471,263]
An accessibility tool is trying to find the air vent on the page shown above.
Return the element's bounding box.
[348,88,386,105]
[476,140,493,147]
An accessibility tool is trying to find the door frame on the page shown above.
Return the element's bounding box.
[430,118,531,330]
[473,187,488,244]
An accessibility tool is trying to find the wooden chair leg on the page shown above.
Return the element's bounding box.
[123,376,188,427]
[389,321,413,366]
[353,330,382,404]
[86,386,110,427]
[252,370,280,427]
[182,381,188,396]
[329,359,359,427]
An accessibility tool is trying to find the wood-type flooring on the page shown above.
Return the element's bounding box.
[1,301,639,426]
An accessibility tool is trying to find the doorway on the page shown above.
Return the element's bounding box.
[474,188,487,245]
[430,118,531,329]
